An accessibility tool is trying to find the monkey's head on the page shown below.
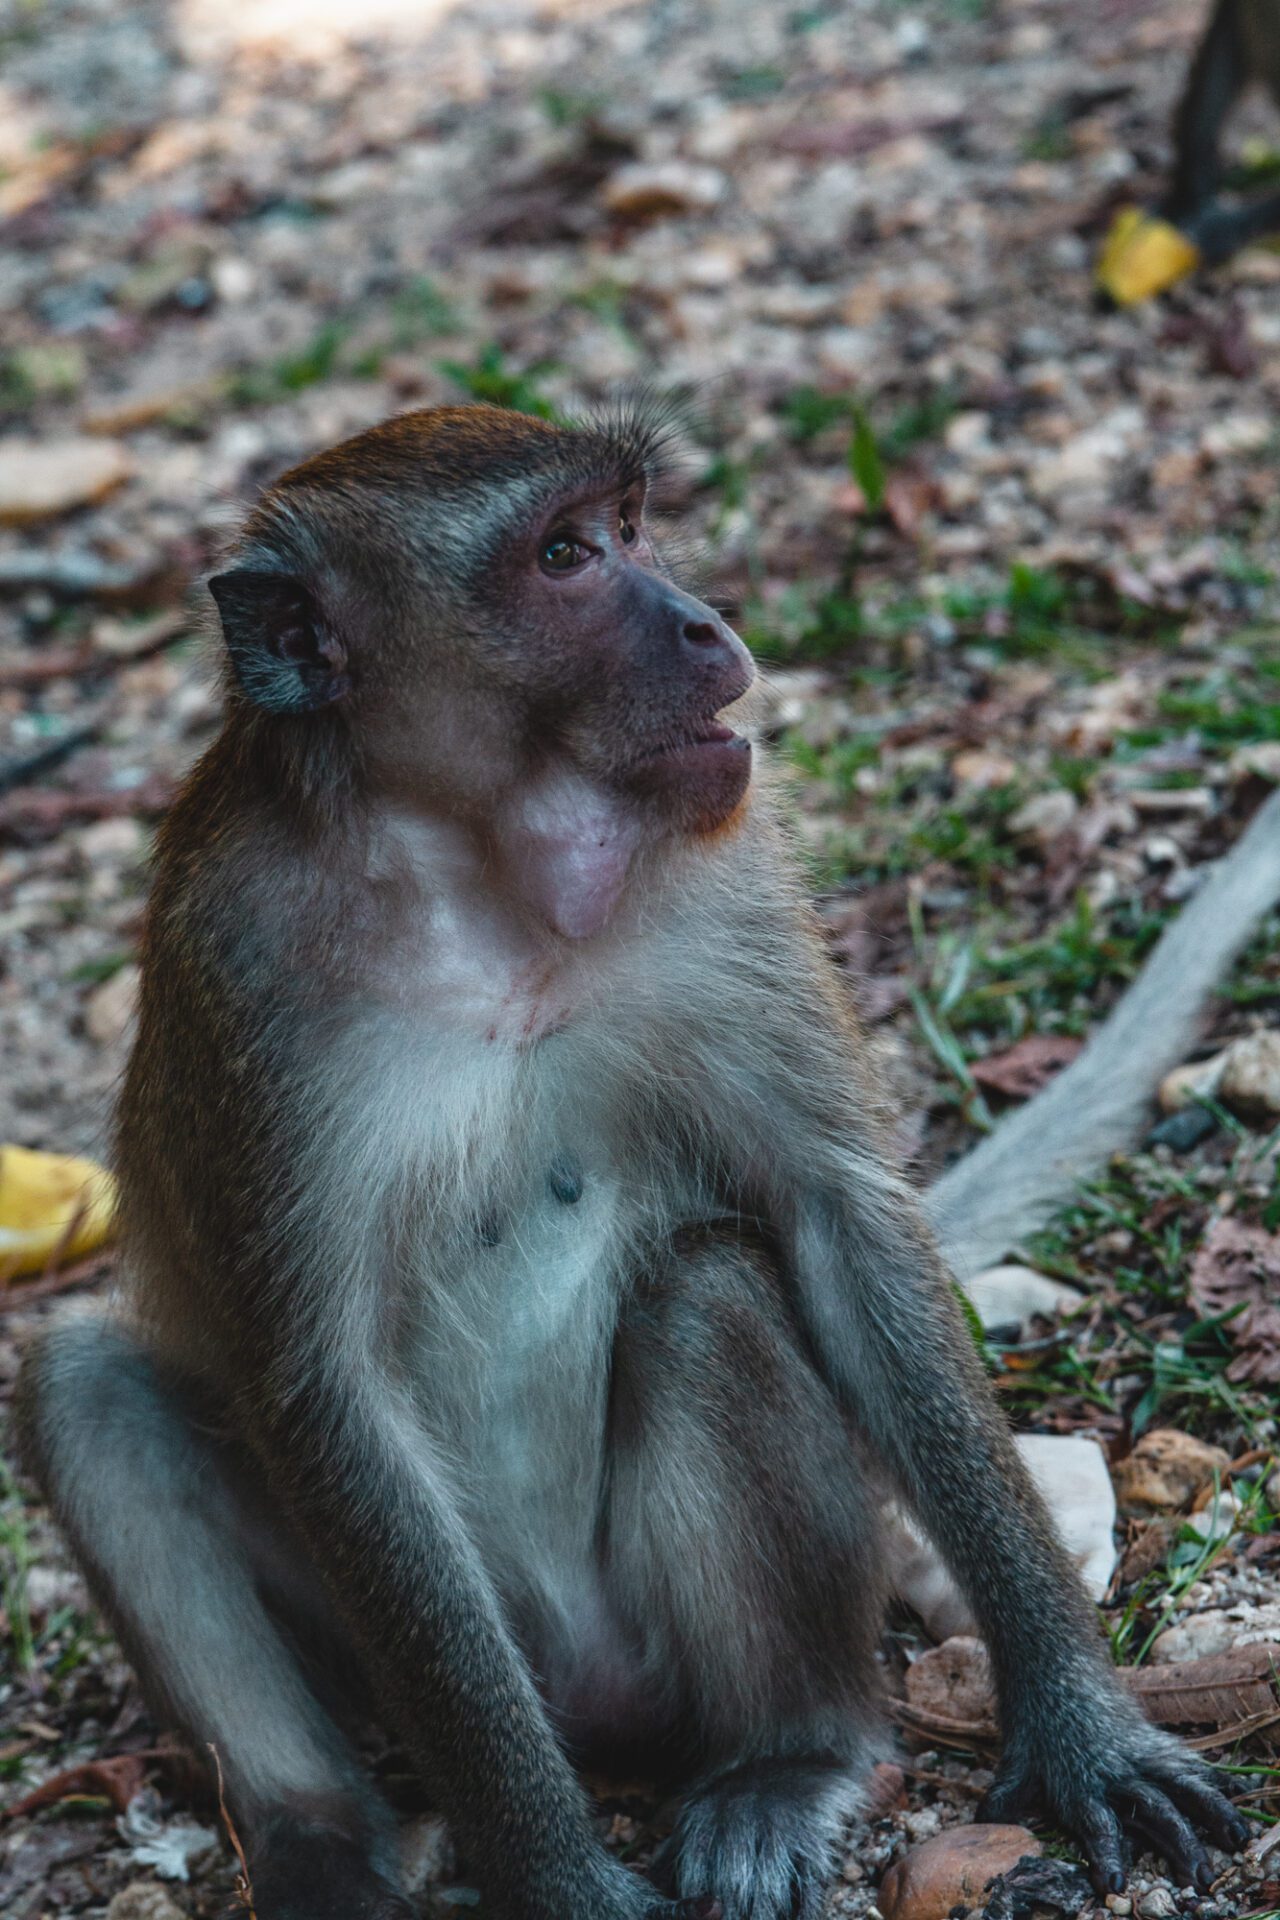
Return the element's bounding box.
[209,405,756,889]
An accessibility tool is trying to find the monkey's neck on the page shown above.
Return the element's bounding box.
[493,767,643,942]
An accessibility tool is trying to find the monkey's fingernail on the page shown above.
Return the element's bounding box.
[1230,1817,1251,1849]
[1194,1860,1215,1891]
[1107,1870,1125,1895]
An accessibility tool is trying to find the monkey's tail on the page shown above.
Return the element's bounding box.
[925,787,1280,1282]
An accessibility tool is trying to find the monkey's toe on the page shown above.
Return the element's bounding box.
[658,1757,860,1920]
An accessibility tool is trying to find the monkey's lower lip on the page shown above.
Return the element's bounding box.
[643,721,747,762]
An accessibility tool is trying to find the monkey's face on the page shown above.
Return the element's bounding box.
[484,480,757,838]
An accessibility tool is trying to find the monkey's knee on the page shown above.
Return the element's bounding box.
[16,1311,171,1495]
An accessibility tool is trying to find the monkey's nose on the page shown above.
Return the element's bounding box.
[682,618,725,650]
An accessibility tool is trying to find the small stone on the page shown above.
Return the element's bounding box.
[84,964,141,1048]
[1158,1052,1229,1114]
[1147,1105,1218,1153]
[1105,1897,1132,1916]
[1138,1890,1178,1920]
[107,1883,189,1920]
[1112,1430,1231,1516]
[951,748,1018,791]
[601,162,726,219]
[83,382,215,434]
[1149,1611,1238,1665]
[1218,1030,1280,1124]
[0,437,132,524]
[878,1825,1041,1920]
[1008,788,1078,847]
[966,1263,1085,1336]
[1185,1488,1241,1543]
[77,817,146,864]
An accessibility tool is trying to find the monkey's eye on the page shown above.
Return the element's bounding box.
[619,512,638,546]
[541,535,588,573]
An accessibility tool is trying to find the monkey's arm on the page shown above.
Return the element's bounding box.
[695,945,1248,1892]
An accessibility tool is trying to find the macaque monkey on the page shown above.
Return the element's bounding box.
[1164,0,1280,259]
[19,403,1279,1920]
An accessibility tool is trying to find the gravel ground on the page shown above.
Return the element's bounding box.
[2,2,1279,1916]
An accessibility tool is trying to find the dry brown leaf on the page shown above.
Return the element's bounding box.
[1126,1643,1280,1734]
[970,1034,1084,1101]
[5,1752,148,1818]
[1188,1218,1280,1386]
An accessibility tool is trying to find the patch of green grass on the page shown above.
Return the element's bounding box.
[66,950,135,986]
[228,320,352,404]
[0,1461,35,1673]
[536,85,604,127]
[439,344,561,419]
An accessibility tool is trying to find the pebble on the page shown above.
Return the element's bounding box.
[601,161,726,218]
[1159,1030,1280,1124]
[1111,1429,1231,1516]
[0,437,132,523]
[878,1825,1041,1920]
[1008,788,1078,847]
[1138,1892,1178,1920]
[966,1263,1085,1337]
[1218,1030,1280,1124]
[951,748,1018,790]
[1149,1610,1239,1665]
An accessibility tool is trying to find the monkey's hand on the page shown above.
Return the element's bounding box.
[980,1678,1249,1896]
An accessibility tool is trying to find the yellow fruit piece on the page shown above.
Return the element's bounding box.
[0,1144,117,1279]
[1096,207,1201,306]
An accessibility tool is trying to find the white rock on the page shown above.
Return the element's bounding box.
[966,1264,1085,1335]
[888,1434,1116,1636]
[1149,1611,1238,1665]
[1185,1489,1241,1544]
[1219,1029,1280,1123]
[1138,1888,1178,1918]
[1018,1433,1118,1600]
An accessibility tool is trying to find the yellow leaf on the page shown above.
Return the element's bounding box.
[1096,207,1201,307]
[0,1144,117,1280]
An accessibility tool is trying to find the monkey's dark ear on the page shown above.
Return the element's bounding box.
[208,570,350,715]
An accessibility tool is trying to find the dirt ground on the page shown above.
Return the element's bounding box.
[2,1,1280,1916]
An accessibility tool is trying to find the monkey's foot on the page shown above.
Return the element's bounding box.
[980,1707,1250,1897]
[657,1756,861,1920]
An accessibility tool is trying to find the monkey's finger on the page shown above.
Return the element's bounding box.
[1152,1767,1251,1854]
[1075,1801,1128,1898]
[1111,1782,1213,1892]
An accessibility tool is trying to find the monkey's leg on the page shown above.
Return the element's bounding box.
[17,1314,412,1920]
[608,1236,886,1920]
[1165,0,1249,223]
